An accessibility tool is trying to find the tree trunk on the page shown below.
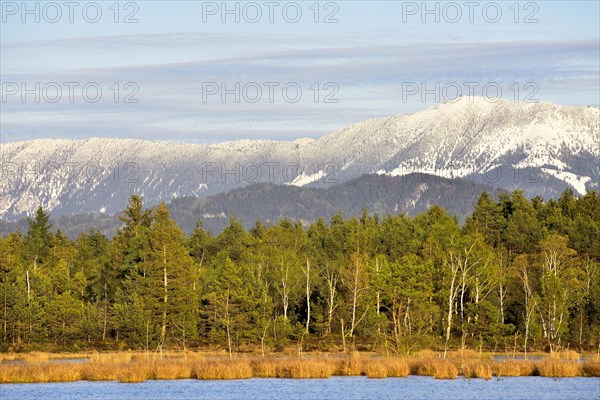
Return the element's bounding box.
[325,264,338,335]
[404,298,412,336]
[225,291,232,358]
[392,304,400,348]
[278,258,290,320]
[304,260,311,333]
[499,283,505,324]
[340,318,346,353]
[375,258,380,315]
[350,259,359,338]
[260,319,270,358]
[102,303,108,342]
[26,269,31,303]
[444,252,461,358]
[160,244,168,351]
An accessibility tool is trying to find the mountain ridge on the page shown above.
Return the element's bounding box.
[0,173,501,238]
[2,97,598,220]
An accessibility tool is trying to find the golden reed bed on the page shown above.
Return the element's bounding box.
[0,351,598,383]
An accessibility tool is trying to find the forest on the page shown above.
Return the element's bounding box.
[1,189,599,356]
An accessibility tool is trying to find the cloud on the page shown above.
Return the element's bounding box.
[1,32,599,143]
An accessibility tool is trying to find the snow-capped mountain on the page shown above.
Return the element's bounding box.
[1,97,598,220]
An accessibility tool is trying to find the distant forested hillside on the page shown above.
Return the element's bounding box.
[0,173,499,238]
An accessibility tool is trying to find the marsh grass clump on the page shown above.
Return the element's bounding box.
[41,363,82,382]
[152,359,193,380]
[365,361,387,378]
[367,357,410,378]
[536,359,581,377]
[251,357,338,378]
[382,357,410,377]
[250,358,278,378]
[117,361,152,383]
[339,351,362,376]
[80,362,122,381]
[493,360,537,377]
[0,363,82,383]
[81,358,192,381]
[193,360,253,380]
[276,359,337,378]
[411,358,458,379]
[433,360,458,379]
[0,365,17,383]
[582,360,600,377]
[251,359,278,377]
[411,358,435,376]
[460,360,492,379]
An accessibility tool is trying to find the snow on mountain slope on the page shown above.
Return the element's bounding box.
[1,97,598,220]
[315,97,598,181]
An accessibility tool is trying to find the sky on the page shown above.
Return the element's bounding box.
[1,0,599,143]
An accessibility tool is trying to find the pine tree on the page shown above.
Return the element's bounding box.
[465,192,505,246]
[24,207,53,270]
[138,203,198,351]
[504,191,545,253]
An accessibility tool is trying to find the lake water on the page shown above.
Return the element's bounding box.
[1,376,598,400]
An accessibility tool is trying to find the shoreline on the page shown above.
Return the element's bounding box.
[1,351,599,383]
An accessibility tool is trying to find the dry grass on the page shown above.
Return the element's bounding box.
[277,359,338,378]
[448,349,482,359]
[413,349,436,358]
[80,359,191,382]
[582,360,600,377]
[5,351,95,363]
[193,360,253,380]
[411,358,434,376]
[550,350,581,361]
[40,363,82,382]
[0,353,18,363]
[117,361,153,383]
[365,361,388,378]
[493,360,537,377]
[251,359,279,377]
[20,351,51,363]
[412,358,458,379]
[339,351,362,376]
[251,358,338,378]
[80,362,122,381]
[536,359,581,377]
[0,365,20,383]
[433,360,459,379]
[381,357,410,377]
[460,360,492,379]
[152,359,193,380]
[89,352,133,364]
[364,357,409,378]
[2,350,598,382]
[0,363,82,383]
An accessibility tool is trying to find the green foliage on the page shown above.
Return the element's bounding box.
[24,207,53,267]
[1,191,599,353]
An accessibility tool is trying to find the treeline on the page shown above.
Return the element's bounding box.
[1,190,598,354]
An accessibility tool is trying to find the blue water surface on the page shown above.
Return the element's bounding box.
[1,376,599,400]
